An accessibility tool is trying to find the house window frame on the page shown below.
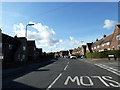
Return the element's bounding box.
[9,44,13,50]
[23,46,26,51]
[118,45,120,50]
[112,46,115,50]
[0,43,2,48]
[116,35,120,40]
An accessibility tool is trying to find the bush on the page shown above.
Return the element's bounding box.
[86,50,120,58]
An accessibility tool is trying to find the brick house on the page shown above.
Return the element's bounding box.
[86,43,93,53]
[14,37,28,63]
[91,25,120,52]
[110,25,120,50]
[27,40,36,61]
[2,34,21,62]
[35,48,42,60]
[81,45,86,55]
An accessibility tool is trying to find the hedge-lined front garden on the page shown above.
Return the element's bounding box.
[86,50,120,58]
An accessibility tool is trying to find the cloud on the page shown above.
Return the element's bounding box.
[69,36,74,40]
[13,22,84,52]
[103,19,117,29]
[13,22,61,50]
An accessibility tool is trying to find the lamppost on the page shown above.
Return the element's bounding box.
[24,24,34,64]
[25,24,34,39]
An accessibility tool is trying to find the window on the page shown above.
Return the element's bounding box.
[0,43,2,48]
[23,46,26,51]
[9,44,13,50]
[107,42,110,45]
[94,47,96,49]
[22,55,25,59]
[102,44,104,46]
[97,45,100,48]
[34,47,36,51]
[118,45,120,50]
[116,35,120,40]
[18,54,20,59]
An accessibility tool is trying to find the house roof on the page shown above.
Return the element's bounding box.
[2,33,21,45]
[116,25,120,28]
[92,33,113,47]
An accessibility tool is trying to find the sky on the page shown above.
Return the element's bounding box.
[1,2,118,52]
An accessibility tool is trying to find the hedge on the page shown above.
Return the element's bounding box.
[86,50,120,58]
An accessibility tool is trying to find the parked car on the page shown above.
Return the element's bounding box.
[81,55,86,59]
[70,55,77,59]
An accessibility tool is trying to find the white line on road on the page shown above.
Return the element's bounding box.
[64,65,68,71]
[99,64,120,73]
[46,73,62,90]
[95,64,120,76]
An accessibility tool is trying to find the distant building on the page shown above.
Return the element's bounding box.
[68,49,73,56]
[54,52,60,57]
[72,47,81,55]
[59,50,69,57]
[36,48,42,60]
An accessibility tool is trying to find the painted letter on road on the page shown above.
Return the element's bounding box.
[102,76,120,87]
[64,76,80,85]
[80,76,94,86]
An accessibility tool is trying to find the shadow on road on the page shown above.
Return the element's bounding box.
[2,60,56,89]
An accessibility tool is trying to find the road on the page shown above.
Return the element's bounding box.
[3,58,120,90]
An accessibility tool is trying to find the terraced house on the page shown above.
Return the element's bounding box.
[91,25,120,52]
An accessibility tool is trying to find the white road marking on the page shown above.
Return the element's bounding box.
[95,64,120,76]
[64,65,68,71]
[64,76,80,85]
[46,73,62,90]
[102,76,120,87]
[99,64,120,73]
[80,76,94,86]
[91,76,110,87]
[64,76,120,87]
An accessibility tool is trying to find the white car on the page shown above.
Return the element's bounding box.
[70,55,77,59]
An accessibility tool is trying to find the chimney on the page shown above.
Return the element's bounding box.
[96,39,98,41]
[14,35,17,38]
[103,35,106,38]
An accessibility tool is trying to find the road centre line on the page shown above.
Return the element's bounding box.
[64,65,68,71]
[46,73,62,90]
[95,64,120,76]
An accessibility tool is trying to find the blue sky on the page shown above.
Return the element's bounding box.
[1,2,118,52]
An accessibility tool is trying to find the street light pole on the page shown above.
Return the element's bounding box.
[25,24,34,39]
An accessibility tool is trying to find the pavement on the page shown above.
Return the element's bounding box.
[2,58,120,90]
[2,60,56,78]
